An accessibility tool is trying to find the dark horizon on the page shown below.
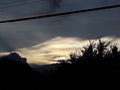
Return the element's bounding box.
[0,39,120,89]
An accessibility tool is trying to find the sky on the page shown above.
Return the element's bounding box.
[0,0,120,65]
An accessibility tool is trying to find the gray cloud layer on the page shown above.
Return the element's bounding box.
[0,0,119,52]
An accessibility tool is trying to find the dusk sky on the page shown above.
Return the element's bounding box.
[0,0,120,64]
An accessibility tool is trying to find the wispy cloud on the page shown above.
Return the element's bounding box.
[0,0,119,65]
[10,36,120,65]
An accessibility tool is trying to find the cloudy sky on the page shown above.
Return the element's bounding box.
[0,0,120,64]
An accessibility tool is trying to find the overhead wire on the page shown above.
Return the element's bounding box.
[0,4,120,23]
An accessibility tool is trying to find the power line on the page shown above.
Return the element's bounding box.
[0,4,120,23]
[0,0,43,9]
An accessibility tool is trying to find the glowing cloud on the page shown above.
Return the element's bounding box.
[10,36,119,65]
[0,36,120,65]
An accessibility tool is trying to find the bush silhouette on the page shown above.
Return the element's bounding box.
[0,39,120,89]
[58,39,120,64]
[54,39,120,89]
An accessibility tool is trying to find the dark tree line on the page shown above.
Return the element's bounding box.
[48,39,120,89]
[59,39,120,64]
[0,39,120,89]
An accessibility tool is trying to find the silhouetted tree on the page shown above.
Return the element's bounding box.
[54,39,120,89]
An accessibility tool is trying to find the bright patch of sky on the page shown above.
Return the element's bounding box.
[0,0,120,64]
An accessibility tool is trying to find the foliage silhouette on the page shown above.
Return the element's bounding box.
[0,39,120,89]
[58,39,120,64]
[53,39,120,89]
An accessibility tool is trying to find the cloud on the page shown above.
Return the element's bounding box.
[0,0,63,18]
[11,36,120,65]
[0,0,119,65]
[56,0,120,12]
[0,21,53,52]
[0,6,119,53]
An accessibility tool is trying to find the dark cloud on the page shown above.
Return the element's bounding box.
[0,35,14,51]
[0,0,119,53]
[48,0,62,11]
[0,0,63,18]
